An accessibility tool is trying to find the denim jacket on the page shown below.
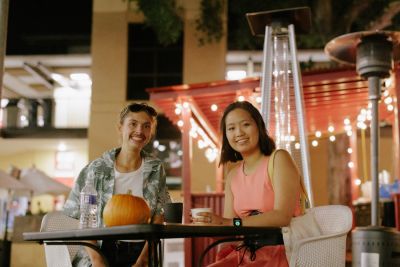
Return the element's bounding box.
[63,147,171,266]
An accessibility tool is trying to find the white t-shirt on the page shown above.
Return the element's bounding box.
[114,159,144,197]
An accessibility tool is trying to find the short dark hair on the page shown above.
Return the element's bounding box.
[119,102,158,124]
[219,101,275,165]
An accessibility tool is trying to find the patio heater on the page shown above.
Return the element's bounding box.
[325,31,400,266]
[246,7,314,207]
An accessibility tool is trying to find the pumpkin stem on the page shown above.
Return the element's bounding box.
[127,189,132,195]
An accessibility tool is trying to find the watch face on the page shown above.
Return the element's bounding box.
[233,217,242,227]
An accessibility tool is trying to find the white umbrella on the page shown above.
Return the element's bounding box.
[0,170,31,191]
[20,168,71,196]
[0,170,32,242]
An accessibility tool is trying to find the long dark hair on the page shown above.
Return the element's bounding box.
[219,101,275,165]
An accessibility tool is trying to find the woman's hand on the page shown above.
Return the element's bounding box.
[191,212,230,225]
[191,211,212,224]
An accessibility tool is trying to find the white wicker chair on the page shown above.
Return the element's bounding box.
[287,205,353,267]
[40,211,79,267]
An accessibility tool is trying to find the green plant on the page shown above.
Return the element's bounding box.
[134,0,183,45]
[130,0,224,46]
[195,0,225,45]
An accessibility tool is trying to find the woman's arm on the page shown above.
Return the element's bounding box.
[241,150,301,227]
[206,166,237,225]
[223,169,236,219]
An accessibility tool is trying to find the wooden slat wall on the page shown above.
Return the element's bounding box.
[190,193,225,266]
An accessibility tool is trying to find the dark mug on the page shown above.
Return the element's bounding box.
[163,202,183,223]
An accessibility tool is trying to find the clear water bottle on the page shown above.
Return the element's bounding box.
[79,178,98,229]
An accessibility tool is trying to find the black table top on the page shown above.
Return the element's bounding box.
[23,223,283,244]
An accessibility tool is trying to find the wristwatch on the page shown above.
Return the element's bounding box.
[233,217,242,227]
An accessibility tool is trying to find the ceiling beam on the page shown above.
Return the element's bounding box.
[23,62,54,89]
[3,72,49,98]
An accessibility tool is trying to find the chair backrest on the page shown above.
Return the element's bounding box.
[290,205,352,267]
[311,205,352,235]
[40,211,79,267]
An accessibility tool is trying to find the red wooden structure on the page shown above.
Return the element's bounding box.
[147,66,400,266]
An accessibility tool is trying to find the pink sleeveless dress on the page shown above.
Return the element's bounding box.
[208,156,301,267]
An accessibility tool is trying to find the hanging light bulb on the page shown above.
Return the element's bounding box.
[238,95,245,102]
[311,140,318,147]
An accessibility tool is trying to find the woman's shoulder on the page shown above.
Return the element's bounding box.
[270,149,292,162]
[141,150,161,162]
[270,149,298,170]
[225,161,241,183]
[225,161,241,173]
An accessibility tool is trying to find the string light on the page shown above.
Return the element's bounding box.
[384,77,393,88]
[383,90,390,97]
[311,140,318,147]
[347,148,353,154]
[357,122,367,130]
[315,131,322,138]
[238,95,245,102]
[211,104,218,111]
[329,135,336,142]
[348,162,354,168]
[384,97,393,104]
[153,140,160,148]
[355,178,362,186]
[158,145,166,152]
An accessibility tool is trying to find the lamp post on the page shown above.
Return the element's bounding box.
[325,31,400,266]
[246,7,314,207]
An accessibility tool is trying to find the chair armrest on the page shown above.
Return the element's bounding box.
[289,231,349,267]
[294,230,349,246]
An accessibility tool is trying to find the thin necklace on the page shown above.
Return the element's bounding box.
[242,155,263,176]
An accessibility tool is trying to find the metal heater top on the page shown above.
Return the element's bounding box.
[246,6,311,36]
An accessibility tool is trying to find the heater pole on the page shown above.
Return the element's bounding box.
[369,76,381,226]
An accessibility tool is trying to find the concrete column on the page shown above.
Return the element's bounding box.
[182,0,227,84]
[89,1,130,159]
[182,0,227,193]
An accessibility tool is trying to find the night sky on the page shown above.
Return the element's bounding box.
[6,0,92,55]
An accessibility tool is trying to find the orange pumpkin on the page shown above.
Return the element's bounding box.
[103,193,151,226]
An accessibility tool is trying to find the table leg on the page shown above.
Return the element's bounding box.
[158,240,163,267]
[147,239,163,267]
